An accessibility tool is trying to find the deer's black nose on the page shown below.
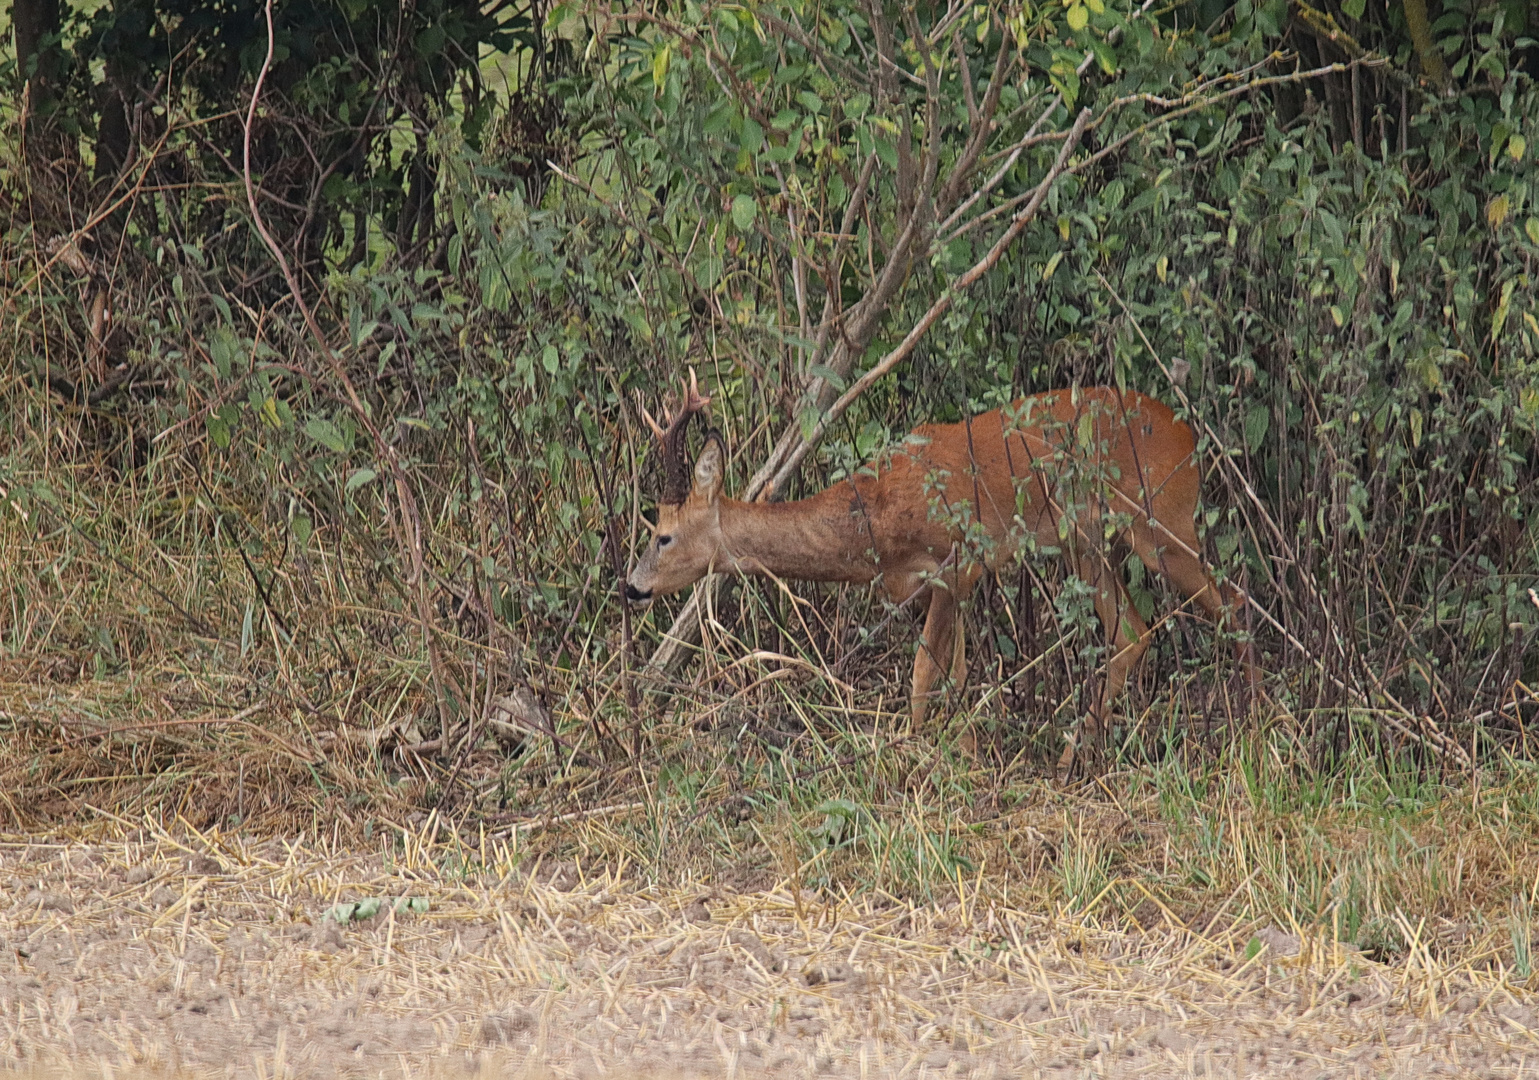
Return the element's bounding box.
[624,583,652,603]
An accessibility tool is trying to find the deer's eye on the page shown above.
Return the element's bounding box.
[658,535,674,547]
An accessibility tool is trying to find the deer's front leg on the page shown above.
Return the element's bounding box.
[911,585,962,727]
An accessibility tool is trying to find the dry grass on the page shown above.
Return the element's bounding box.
[5,820,1539,1079]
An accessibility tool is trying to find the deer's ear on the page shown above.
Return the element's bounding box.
[692,433,726,503]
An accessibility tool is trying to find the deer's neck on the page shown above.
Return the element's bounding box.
[717,484,879,584]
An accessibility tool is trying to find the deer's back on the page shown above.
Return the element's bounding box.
[857,387,1198,561]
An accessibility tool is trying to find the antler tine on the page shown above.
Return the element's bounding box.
[653,369,713,505]
[640,406,667,442]
[684,366,711,412]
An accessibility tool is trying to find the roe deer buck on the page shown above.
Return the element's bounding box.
[625,373,1257,773]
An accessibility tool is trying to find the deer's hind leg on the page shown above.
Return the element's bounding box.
[1057,552,1153,778]
[1129,516,1259,687]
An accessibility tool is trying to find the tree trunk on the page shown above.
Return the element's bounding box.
[14,0,64,156]
[1403,0,1452,91]
[93,67,134,187]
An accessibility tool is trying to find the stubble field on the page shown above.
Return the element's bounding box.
[3,820,1537,1080]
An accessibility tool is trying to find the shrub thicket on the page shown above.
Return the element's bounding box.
[2,0,1536,831]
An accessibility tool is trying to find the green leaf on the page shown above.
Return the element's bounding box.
[703,100,734,135]
[740,119,764,153]
[809,364,847,390]
[1066,3,1089,31]
[1243,404,1270,454]
[543,1,573,31]
[1048,64,1081,106]
[799,405,821,440]
[323,902,359,923]
[292,514,313,547]
[1491,123,1511,165]
[1510,134,1528,162]
[345,468,378,494]
[1340,0,1365,18]
[415,23,445,56]
[943,237,972,272]
[1526,218,1539,246]
[304,417,350,454]
[207,328,238,380]
[731,194,758,231]
[797,90,824,113]
[206,413,231,449]
[652,44,671,90]
[1042,250,1065,281]
[1091,38,1117,74]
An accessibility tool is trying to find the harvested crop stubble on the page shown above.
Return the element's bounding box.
[2,825,1536,1078]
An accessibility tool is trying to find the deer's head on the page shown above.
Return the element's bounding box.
[625,370,728,603]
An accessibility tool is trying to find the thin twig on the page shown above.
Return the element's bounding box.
[767,108,1094,493]
[242,0,456,757]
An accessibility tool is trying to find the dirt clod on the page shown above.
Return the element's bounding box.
[21,890,74,914]
[479,1008,537,1044]
[186,854,223,875]
[729,928,784,972]
[802,960,857,986]
[1254,925,1302,957]
[681,897,711,923]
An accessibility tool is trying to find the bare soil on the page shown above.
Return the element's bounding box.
[0,828,1533,1079]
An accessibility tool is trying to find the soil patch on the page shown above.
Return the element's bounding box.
[0,830,1530,1078]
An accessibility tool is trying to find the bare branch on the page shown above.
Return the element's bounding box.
[938,0,1162,236]
[766,107,1093,494]
[804,151,880,378]
[952,28,979,130]
[937,17,1014,216]
[944,58,1363,247]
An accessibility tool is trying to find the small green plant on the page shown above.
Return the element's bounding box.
[1512,895,1534,980]
[1057,815,1111,915]
[323,897,431,923]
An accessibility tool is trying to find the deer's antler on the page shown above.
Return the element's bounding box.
[647,368,712,505]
